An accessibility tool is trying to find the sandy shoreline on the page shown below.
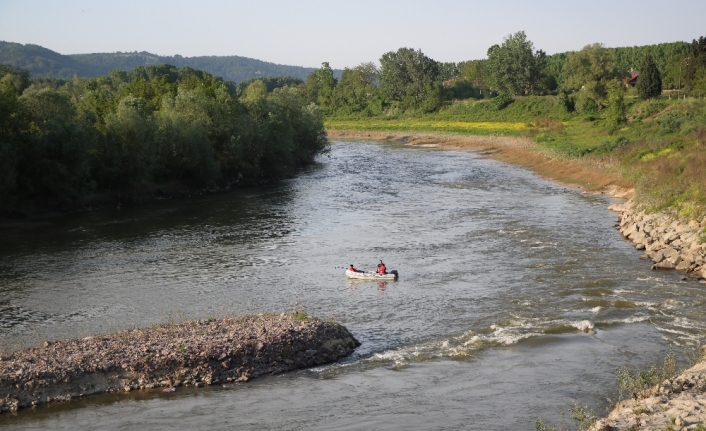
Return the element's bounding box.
[0,314,359,413]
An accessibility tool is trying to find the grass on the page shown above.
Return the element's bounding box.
[325,119,526,135]
[616,346,677,401]
[534,345,705,431]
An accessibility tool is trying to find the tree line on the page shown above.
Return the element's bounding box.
[0,63,328,214]
[0,41,338,82]
[298,32,705,117]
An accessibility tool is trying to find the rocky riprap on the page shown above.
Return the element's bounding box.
[610,200,706,280]
[0,314,360,413]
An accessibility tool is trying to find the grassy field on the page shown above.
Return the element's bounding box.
[325,119,527,135]
[326,94,706,219]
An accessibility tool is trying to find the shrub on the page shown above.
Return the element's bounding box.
[493,93,514,110]
[573,91,598,114]
[659,111,686,134]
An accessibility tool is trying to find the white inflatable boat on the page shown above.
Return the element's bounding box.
[345,269,399,280]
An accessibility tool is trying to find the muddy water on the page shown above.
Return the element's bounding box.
[1,140,704,430]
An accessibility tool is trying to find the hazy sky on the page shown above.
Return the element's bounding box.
[1,0,704,69]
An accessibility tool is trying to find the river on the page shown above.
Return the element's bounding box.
[1,139,704,430]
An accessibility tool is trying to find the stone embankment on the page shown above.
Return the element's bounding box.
[609,200,706,281]
[0,314,360,413]
[590,352,706,431]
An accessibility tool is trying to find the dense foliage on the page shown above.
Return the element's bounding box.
[0,64,328,214]
[562,44,619,111]
[307,33,706,119]
[637,54,662,99]
[485,31,546,96]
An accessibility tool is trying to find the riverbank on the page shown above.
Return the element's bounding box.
[330,130,706,429]
[590,350,706,431]
[0,314,359,413]
[610,200,706,280]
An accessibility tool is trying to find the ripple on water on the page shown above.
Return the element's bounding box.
[0,140,704,429]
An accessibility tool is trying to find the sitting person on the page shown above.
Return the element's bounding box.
[376,260,387,275]
[348,264,361,273]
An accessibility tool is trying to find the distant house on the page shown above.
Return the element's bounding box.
[626,72,640,87]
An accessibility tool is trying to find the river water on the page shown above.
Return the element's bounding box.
[1,139,705,430]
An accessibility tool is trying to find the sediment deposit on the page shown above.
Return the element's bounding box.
[0,314,360,413]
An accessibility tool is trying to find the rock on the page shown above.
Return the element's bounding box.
[663,247,681,264]
[622,224,638,238]
[649,249,666,262]
[665,232,681,243]
[0,314,360,412]
[648,241,665,252]
[676,260,693,272]
[653,261,676,270]
[631,232,648,244]
[689,219,700,228]
[636,243,646,250]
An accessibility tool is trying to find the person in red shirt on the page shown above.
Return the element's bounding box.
[349,264,361,273]
[376,260,387,275]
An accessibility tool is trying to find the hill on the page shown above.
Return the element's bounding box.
[0,41,337,83]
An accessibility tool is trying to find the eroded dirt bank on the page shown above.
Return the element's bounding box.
[0,314,360,413]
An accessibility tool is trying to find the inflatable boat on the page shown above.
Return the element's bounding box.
[345,269,399,280]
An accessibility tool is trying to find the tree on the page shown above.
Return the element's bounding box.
[241,80,268,102]
[486,31,546,96]
[379,47,439,106]
[333,62,381,115]
[0,64,31,94]
[604,79,627,128]
[637,54,662,99]
[459,60,488,96]
[685,36,706,91]
[563,43,617,110]
[662,54,688,90]
[314,62,337,107]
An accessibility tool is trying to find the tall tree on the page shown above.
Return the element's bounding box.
[333,62,381,115]
[379,47,439,105]
[314,62,337,107]
[637,54,662,99]
[563,43,617,109]
[486,31,546,96]
[685,36,706,91]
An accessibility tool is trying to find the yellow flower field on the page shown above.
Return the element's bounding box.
[325,120,528,135]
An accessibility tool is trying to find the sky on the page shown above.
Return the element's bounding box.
[1,0,704,69]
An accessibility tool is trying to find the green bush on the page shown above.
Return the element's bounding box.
[492,93,514,110]
[659,111,686,134]
[573,91,598,114]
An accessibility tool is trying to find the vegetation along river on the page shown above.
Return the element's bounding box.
[1,140,704,430]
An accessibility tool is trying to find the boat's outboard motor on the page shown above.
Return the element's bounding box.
[390,270,399,280]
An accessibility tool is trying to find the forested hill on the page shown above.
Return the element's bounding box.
[0,41,337,82]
